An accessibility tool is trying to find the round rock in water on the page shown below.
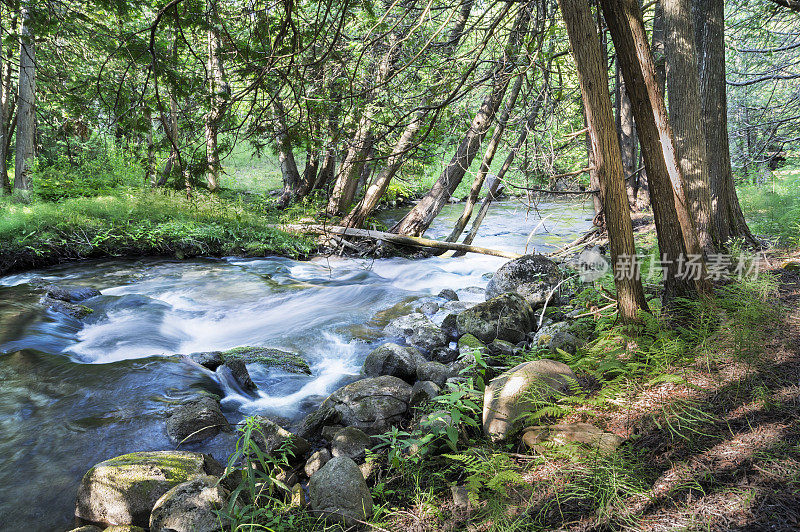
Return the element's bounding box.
[362,343,419,383]
[166,395,229,444]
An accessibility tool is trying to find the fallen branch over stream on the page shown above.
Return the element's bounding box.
[279,224,523,259]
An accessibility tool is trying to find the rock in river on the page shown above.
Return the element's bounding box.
[384,312,449,354]
[485,255,562,308]
[362,342,421,383]
[166,395,230,445]
[456,293,535,344]
[75,451,224,528]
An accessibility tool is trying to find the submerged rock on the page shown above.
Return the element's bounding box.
[40,296,94,319]
[221,346,311,375]
[456,293,535,344]
[485,255,562,308]
[221,358,257,392]
[308,456,374,527]
[75,451,223,528]
[482,359,577,442]
[362,343,420,383]
[149,475,231,532]
[166,396,230,445]
[44,284,101,303]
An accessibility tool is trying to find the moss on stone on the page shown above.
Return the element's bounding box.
[220,346,311,375]
[458,333,486,351]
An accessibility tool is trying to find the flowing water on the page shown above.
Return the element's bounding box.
[0,199,592,530]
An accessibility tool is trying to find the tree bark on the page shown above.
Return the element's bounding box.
[693,0,757,246]
[205,9,229,193]
[341,0,475,227]
[14,3,35,192]
[615,65,638,208]
[600,0,709,299]
[446,72,524,242]
[391,4,531,237]
[663,0,713,253]
[0,6,12,194]
[558,0,649,322]
[273,97,302,208]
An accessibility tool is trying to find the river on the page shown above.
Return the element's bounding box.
[0,199,593,530]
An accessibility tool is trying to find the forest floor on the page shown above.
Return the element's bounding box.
[378,250,800,532]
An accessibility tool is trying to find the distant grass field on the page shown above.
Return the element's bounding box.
[739,157,800,246]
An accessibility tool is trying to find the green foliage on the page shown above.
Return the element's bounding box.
[739,164,800,245]
[443,451,525,504]
[0,189,314,275]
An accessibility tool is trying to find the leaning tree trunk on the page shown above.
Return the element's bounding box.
[446,72,525,242]
[14,3,35,192]
[391,4,531,237]
[558,0,649,322]
[205,17,229,192]
[693,0,756,246]
[664,0,713,253]
[600,0,708,299]
[341,0,476,228]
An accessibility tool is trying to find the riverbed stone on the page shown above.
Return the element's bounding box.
[103,527,146,532]
[410,380,441,406]
[530,322,583,355]
[220,346,311,375]
[440,313,460,341]
[458,333,486,354]
[362,343,419,383]
[418,301,439,315]
[75,451,223,528]
[485,255,562,308]
[149,475,230,532]
[45,284,101,302]
[522,423,624,454]
[308,456,373,527]
[251,416,310,461]
[487,339,517,357]
[41,296,94,319]
[416,361,452,388]
[304,449,332,477]
[221,359,257,392]
[456,293,535,344]
[437,289,459,301]
[331,426,372,462]
[384,313,448,354]
[300,376,412,437]
[482,360,577,442]
[66,526,102,532]
[187,351,224,370]
[166,396,230,445]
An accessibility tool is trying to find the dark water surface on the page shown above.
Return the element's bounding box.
[0,200,592,531]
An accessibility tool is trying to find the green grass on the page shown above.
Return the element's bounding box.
[0,188,314,275]
[739,159,800,246]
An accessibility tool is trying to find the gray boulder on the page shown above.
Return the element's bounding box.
[300,376,412,437]
[308,456,373,527]
[530,322,583,355]
[437,289,459,301]
[166,396,229,444]
[456,293,535,344]
[384,313,448,354]
[221,359,256,392]
[41,296,94,319]
[219,346,311,375]
[75,451,223,528]
[416,361,453,388]
[410,380,441,406]
[482,360,577,442]
[250,416,310,461]
[362,343,419,383]
[485,255,562,308]
[149,475,230,532]
[331,426,372,462]
[187,351,224,370]
[522,423,624,454]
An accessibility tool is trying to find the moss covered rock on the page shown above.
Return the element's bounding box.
[75,451,223,528]
[485,255,562,308]
[221,346,311,375]
[149,475,231,532]
[362,343,420,383]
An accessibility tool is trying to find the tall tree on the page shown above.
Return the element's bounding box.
[15,2,36,192]
[558,0,649,322]
[694,0,757,246]
[391,3,531,236]
[205,1,230,192]
[663,0,713,252]
[0,3,13,194]
[600,0,709,299]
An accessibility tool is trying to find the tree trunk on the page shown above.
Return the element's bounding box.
[0,6,12,194]
[298,149,320,197]
[14,3,35,193]
[446,73,524,242]
[663,0,713,253]
[391,4,531,237]
[558,0,649,322]
[273,97,302,208]
[145,107,156,186]
[693,0,756,246]
[616,65,638,208]
[205,13,229,193]
[341,0,475,227]
[600,0,709,299]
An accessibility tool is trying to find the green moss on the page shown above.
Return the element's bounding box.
[221,346,311,375]
[458,334,486,351]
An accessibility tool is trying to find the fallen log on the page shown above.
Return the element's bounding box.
[280,224,522,259]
